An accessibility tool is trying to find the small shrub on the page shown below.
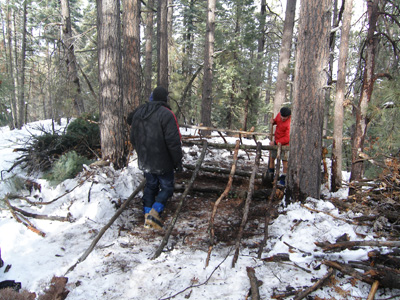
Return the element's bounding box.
[12,117,100,174]
[44,151,93,186]
[65,116,100,154]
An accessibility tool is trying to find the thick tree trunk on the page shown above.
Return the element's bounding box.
[272,0,297,116]
[97,0,127,169]
[144,0,154,100]
[350,0,380,188]
[200,0,216,134]
[157,0,168,88]
[286,0,332,202]
[331,0,353,192]
[61,0,85,116]
[122,0,141,112]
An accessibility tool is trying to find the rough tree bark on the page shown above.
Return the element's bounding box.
[286,0,332,202]
[97,0,127,169]
[144,0,154,100]
[200,0,216,135]
[272,0,297,117]
[17,0,28,128]
[61,0,85,115]
[350,0,381,190]
[331,0,353,192]
[157,0,168,88]
[6,0,17,129]
[122,0,141,111]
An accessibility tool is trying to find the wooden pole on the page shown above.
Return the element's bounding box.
[206,140,240,267]
[232,142,262,267]
[151,140,208,260]
[65,178,146,275]
[257,144,281,258]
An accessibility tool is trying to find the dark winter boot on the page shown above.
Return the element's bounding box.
[144,208,163,230]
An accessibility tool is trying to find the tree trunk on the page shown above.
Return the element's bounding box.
[157,0,168,88]
[17,0,28,129]
[286,0,332,202]
[350,0,380,188]
[122,0,141,112]
[61,0,85,116]
[6,0,17,129]
[97,0,127,169]
[323,0,339,147]
[331,0,353,192]
[144,0,154,101]
[272,0,297,116]
[200,0,216,134]
[257,0,266,57]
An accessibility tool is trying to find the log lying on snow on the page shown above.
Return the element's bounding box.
[174,182,282,200]
[183,163,262,178]
[315,240,400,252]
[315,240,400,289]
[183,139,289,152]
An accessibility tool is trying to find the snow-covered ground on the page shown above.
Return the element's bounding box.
[0,119,398,299]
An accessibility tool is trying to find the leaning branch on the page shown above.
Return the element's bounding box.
[151,140,208,260]
[64,178,146,275]
[206,140,240,267]
[258,144,281,258]
[8,204,72,222]
[4,194,46,237]
[232,142,262,267]
[293,268,334,300]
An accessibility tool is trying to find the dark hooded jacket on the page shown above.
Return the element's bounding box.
[129,101,182,175]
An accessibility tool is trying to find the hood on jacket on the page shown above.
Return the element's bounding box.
[138,101,171,120]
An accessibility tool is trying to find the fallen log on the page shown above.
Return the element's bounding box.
[347,260,400,289]
[4,194,46,237]
[174,183,281,201]
[8,204,72,222]
[316,240,400,252]
[323,260,375,285]
[324,259,400,289]
[180,124,268,137]
[183,163,262,178]
[368,249,400,269]
[183,139,289,152]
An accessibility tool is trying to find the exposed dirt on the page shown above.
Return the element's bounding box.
[124,165,284,252]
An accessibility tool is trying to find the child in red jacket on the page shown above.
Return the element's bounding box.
[269,107,291,186]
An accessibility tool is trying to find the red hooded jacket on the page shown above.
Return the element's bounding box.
[273,112,291,145]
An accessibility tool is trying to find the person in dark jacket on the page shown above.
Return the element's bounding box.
[129,86,183,229]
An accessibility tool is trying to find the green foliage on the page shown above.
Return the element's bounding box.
[65,115,100,155]
[364,77,400,177]
[2,175,26,196]
[14,117,100,174]
[44,151,93,186]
